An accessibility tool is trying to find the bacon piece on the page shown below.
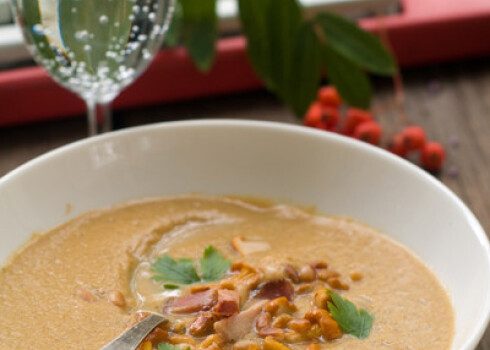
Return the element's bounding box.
[213,289,240,316]
[189,312,220,337]
[214,300,267,342]
[164,289,218,314]
[255,280,294,302]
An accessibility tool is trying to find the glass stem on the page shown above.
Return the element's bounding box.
[86,99,113,136]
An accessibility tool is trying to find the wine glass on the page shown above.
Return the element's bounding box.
[11,0,175,136]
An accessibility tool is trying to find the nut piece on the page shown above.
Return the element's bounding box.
[108,290,126,307]
[169,334,196,345]
[272,314,292,328]
[307,324,322,339]
[199,334,225,349]
[283,265,301,284]
[258,327,285,340]
[190,284,214,293]
[233,340,259,350]
[305,308,342,340]
[318,314,342,340]
[299,265,316,283]
[230,261,256,273]
[305,308,330,323]
[307,344,321,350]
[295,283,312,294]
[283,331,305,344]
[316,269,340,282]
[312,289,331,310]
[264,297,297,315]
[287,318,311,333]
[310,261,328,269]
[327,278,349,291]
[139,341,153,350]
[350,271,363,281]
[171,321,187,334]
[247,345,260,350]
[284,332,306,344]
[263,336,292,350]
[144,328,169,344]
[76,288,96,303]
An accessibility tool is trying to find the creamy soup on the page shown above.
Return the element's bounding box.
[0,195,453,350]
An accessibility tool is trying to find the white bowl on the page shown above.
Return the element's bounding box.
[0,120,489,349]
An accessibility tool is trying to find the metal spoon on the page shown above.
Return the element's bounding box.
[100,312,167,350]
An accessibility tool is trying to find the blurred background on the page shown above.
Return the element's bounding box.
[1,0,490,256]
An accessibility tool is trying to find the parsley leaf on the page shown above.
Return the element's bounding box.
[200,246,232,282]
[152,246,230,286]
[327,290,374,339]
[158,343,190,350]
[163,284,180,290]
[152,255,200,284]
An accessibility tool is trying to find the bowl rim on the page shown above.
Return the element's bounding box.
[1,118,489,349]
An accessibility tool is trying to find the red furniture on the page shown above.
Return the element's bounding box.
[1,0,490,127]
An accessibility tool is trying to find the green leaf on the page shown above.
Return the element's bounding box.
[238,0,272,87]
[152,254,200,284]
[239,0,324,116]
[158,343,190,350]
[165,1,183,47]
[327,290,374,339]
[158,344,177,350]
[164,284,180,290]
[266,0,302,98]
[238,0,302,94]
[180,0,217,72]
[152,246,229,286]
[322,45,372,109]
[315,12,396,76]
[199,246,231,282]
[286,23,322,117]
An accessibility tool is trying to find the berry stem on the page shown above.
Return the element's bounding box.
[372,13,410,126]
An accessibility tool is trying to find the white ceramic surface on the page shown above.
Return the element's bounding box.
[0,120,489,349]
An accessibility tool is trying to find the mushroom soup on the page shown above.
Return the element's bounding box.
[0,195,453,349]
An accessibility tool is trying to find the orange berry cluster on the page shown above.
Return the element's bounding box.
[303,86,446,172]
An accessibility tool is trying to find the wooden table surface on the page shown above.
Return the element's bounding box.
[1,58,490,348]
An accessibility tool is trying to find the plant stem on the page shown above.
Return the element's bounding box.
[373,14,409,125]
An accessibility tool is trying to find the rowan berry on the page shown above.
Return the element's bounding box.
[303,102,339,131]
[421,142,446,171]
[320,106,340,130]
[342,108,373,135]
[401,126,426,150]
[353,121,382,145]
[386,134,407,157]
[318,86,341,108]
[303,102,323,128]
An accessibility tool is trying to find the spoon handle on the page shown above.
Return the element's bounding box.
[100,313,166,350]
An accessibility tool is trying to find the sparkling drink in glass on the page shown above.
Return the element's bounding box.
[11,0,175,135]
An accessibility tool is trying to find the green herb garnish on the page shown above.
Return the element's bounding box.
[200,246,232,282]
[152,246,231,286]
[152,255,200,284]
[327,290,374,339]
[163,284,180,290]
[158,343,190,350]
